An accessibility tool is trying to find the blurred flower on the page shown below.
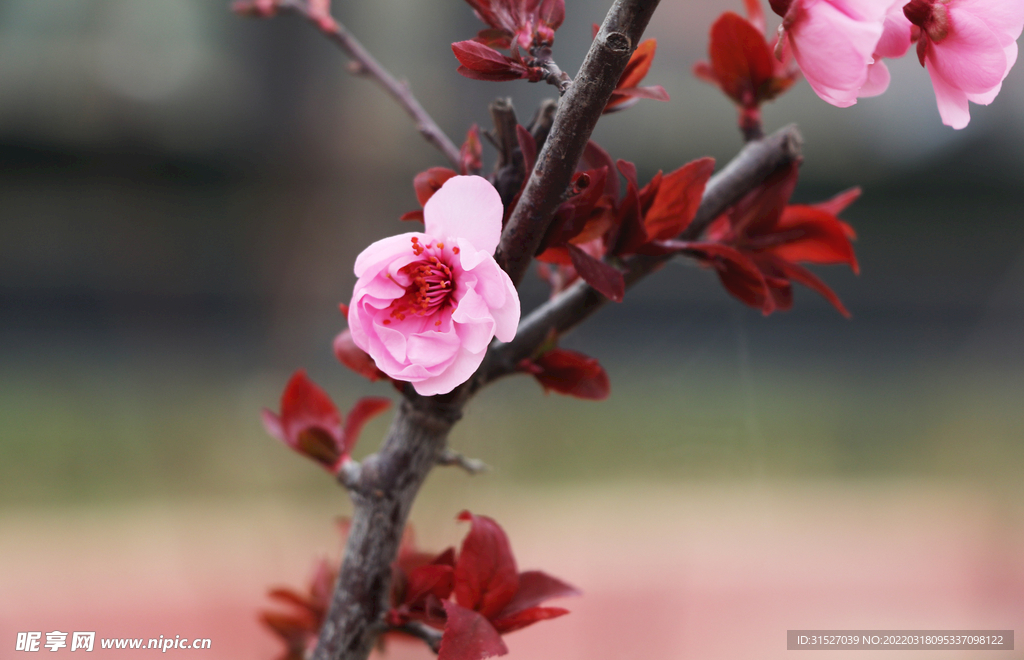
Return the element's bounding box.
[771,0,899,106]
[904,0,1024,128]
[347,176,520,396]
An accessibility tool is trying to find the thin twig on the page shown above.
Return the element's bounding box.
[379,622,443,653]
[272,0,462,168]
[437,448,490,475]
[478,125,804,386]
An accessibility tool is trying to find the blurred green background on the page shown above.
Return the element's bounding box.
[1,0,1023,509]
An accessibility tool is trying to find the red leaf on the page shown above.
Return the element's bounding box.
[538,0,565,31]
[333,329,387,382]
[729,161,799,236]
[460,125,483,175]
[580,141,618,199]
[540,168,609,252]
[262,371,343,467]
[567,244,625,303]
[708,12,775,106]
[413,167,459,207]
[515,124,537,175]
[610,160,647,256]
[438,602,508,660]
[339,397,392,459]
[811,186,861,222]
[529,348,611,400]
[744,0,766,33]
[772,206,859,273]
[499,571,581,615]
[400,210,425,222]
[767,255,852,318]
[608,85,671,102]
[403,564,455,605]
[454,512,520,620]
[491,606,570,634]
[668,241,774,314]
[643,157,716,240]
[474,28,512,49]
[452,41,528,81]
[618,39,657,90]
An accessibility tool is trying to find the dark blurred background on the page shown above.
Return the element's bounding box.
[1,0,1023,505]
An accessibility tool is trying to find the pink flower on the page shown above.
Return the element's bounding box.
[905,0,1024,128]
[347,176,519,396]
[772,0,900,106]
[860,3,916,96]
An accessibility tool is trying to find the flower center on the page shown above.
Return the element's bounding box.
[384,237,457,324]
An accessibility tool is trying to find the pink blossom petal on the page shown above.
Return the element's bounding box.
[929,8,1006,93]
[957,0,1024,42]
[413,346,488,396]
[470,261,519,342]
[859,59,891,97]
[424,176,504,256]
[788,1,884,106]
[354,234,420,278]
[407,328,461,367]
[452,289,497,353]
[875,3,913,58]
[927,62,973,128]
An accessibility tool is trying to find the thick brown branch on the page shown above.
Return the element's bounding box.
[274,0,461,168]
[479,125,804,385]
[494,0,662,287]
[312,400,460,660]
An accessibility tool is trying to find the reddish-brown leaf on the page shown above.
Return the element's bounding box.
[490,606,570,634]
[766,255,852,318]
[438,602,509,660]
[580,141,618,199]
[643,157,716,241]
[709,12,775,105]
[618,39,658,90]
[610,160,647,256]
[811,186,861,223]
[567,244,625,303]
[454,511,520,620]
[530,348,611,400]
[498,570,581,615]
[338,396,391,460]
[668,241,774,314]
[771,206,860,273]
[333,329,387,382]
[460,125,483,175]
[729,161,799,236]
[452,41,528,81]
[413,167,459,207]
[403,564,455,605]
[262,371,343,466]
[515,124,537,175]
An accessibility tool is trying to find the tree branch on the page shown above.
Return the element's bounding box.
[312,399,461,660]
[386,622,443,653]
[478,124,804,385]
[437,448,490,475]
[271,0,462,168]
[494,0,663,287]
